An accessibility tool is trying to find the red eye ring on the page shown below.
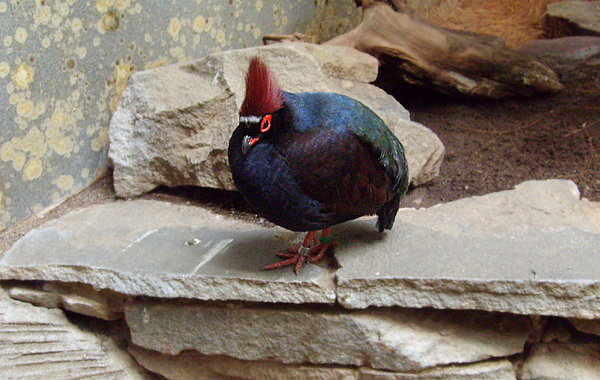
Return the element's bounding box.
[260,114,272,133]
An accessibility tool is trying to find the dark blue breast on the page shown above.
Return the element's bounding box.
[228,128,339,231]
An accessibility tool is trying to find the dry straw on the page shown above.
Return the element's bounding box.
[411,0,592,48]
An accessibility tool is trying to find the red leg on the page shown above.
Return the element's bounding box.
[261,229,333,274]
[274,231,317,259]
[308,227,332,263]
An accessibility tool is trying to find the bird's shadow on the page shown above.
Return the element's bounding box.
[188,218,386,277]
[333,218,387,248]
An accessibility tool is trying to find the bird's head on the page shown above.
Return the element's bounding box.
[238,57,284,154]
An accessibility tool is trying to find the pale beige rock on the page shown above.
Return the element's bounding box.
[8,285,63,309]
[0,287,150,380]
[521,341,600,380]
[109,43,444,198]
[125,300,530,372]
[335,180,600,318]
[300,43,379,82]
[43,281,126,320]
[581,198,600,232]
[129,345,517,380]
[9,282,125,320]
[129,345,357,380]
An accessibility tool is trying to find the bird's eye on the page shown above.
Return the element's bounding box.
[260,114,272,133]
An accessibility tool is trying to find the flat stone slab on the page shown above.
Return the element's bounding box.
[1,179,599,318]
[0,201,336,304]
[336,180,600,318]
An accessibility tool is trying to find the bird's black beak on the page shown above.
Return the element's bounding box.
[241,135,252,154]
[241,135,260,155]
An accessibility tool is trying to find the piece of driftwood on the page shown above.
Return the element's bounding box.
[324,0,563,98]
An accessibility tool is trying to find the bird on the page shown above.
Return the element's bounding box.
[228,57,409,274]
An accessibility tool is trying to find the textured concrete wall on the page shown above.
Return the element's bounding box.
[0,0,360,230]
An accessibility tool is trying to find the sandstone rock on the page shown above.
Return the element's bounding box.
[0,200,336,304]
[125,300,530,372]
[299,43,380,82]
[8,282,125,320]
[8,284,63,309]
[129,345,357,380]
[545,1,600,38]
[335,180,600,318]
[0,287,150,380]
[521,341,600,380]
[129,344,518,380]
[109,43,444,198]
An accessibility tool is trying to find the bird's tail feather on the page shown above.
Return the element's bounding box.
[376,191,402,232]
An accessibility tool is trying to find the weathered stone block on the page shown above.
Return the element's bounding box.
[521,341,600,380]
[125,300,530,372]
[8,282,125,320]
[335,180,600,318]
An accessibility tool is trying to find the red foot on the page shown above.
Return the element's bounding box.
[261,229,333,274]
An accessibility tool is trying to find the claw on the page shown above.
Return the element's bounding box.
[261,257,299,270]
[261,228,333,274]
[293,254,306,275]
[274,251,296,259]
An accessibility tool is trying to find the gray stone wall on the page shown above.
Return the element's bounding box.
[0,0,360,230]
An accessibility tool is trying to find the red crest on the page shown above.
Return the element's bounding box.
[240,57,284,117]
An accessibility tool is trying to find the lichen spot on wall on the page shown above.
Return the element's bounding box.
[110,61,133,112]
[12,64,35,89]
[96,0,115,13]
[15,27,28,44]
[103,11,120,32]
[53,174,75,193]
[168,18,182,41]
[23,157,43,181]
[193,15,205,33]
